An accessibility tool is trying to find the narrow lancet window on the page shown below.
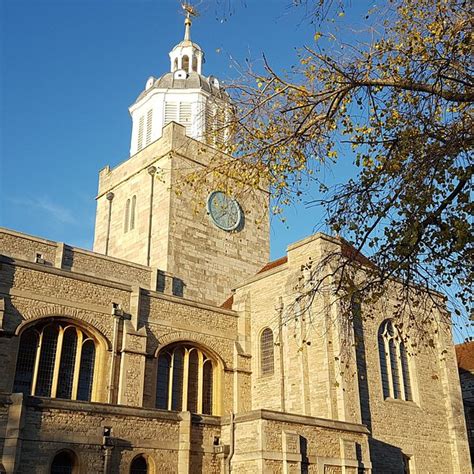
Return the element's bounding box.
[260,328,274,376]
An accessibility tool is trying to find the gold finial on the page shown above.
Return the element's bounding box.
[181,2,199,41]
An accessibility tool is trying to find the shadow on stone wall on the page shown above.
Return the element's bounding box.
[0,256,23,394]
[353,305,406,473]
[190,414,206,473]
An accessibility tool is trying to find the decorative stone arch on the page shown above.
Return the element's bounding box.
[15,311,111,350]
[13,313,110,403]
[48,448,80,474]
[17,303,112,341]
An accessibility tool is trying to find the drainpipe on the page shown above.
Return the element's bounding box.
[104,192,114,256]
[102,445,113,474]
[277,296,286,412]
[146,166,156,266]
[226,411,235,473]
[108,304,123,404]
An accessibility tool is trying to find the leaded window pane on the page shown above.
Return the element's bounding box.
[77,340,95,401]
[378,333,390,398]
[156,353,171,409]
[202,360,213,415]
[36,325,59,397]
[389,339,401,398]
[400,343,412,401]
[261,328,274,375]
[56,328,77,399]
[171,348,184,411]
[13,330,38,395]
[187,350,199,413]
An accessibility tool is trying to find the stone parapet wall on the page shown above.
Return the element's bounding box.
[0,228,153,289]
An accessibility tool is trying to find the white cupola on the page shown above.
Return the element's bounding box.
[169,15,204,75]
[128,13,231,156]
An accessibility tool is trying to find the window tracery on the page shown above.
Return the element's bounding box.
[13,320,96,401]
[378,319,413,401]
[155,343,215,415]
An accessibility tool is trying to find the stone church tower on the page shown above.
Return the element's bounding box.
[0,11,471,474]
[92,15,269,306]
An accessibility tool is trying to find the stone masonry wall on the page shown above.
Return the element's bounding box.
[234,232,471,473]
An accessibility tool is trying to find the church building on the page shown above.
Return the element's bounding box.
[0,14,471,474]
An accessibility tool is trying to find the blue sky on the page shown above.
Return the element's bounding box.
[0,0,368,256]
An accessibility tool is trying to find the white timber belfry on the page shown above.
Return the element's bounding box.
[127,13,231,155]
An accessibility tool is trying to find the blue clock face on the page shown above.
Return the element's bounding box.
[207,191,242,231]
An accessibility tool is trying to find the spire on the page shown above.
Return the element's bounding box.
[184,12,192,41]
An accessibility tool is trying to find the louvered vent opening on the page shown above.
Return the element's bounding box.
[164,102,178,125]
[146,109,153,146]
[179,103,192,135]
[205,101,226,146]
[164,102,193,136]
[137,116,145,151]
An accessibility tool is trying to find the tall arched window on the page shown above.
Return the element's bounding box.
[124,199,131,233]
[130,195,137,230]
[260,328,274,376]
[13,320,96,401]
[50,450,77,474]
[155,344,215,415]
[378,320,412,401]
[130,455,148,474]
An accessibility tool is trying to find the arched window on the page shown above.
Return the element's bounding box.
[192,56,198,72]
[130,455,148,474]
[260,328,274,376]
[378,320,412,401]
[130,195,137,230]
[124,199,131,233]
[155,344,216,415]
[182,55,189,72]
[13,320,96,401]
[50,450,77,474]
[124,196,137,232]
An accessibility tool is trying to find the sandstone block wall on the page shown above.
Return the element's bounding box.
[93,122,270,306]
[233,232,472,473]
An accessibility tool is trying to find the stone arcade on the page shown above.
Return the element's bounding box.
[0,14,471,474]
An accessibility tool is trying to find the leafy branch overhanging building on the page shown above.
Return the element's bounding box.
[0,15,471,474]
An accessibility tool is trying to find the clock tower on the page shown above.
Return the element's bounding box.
[92,13,270,306]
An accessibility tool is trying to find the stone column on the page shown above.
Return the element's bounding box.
[2,393,25,473]
[117,320,147,407]
[178,412,192,473]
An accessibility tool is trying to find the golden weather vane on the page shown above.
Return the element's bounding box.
[181,2,200,19]
[180,2,200,41]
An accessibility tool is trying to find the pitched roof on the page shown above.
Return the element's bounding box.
[257,256,288,274]
[221,294,234,310]
[455,341,474,372]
